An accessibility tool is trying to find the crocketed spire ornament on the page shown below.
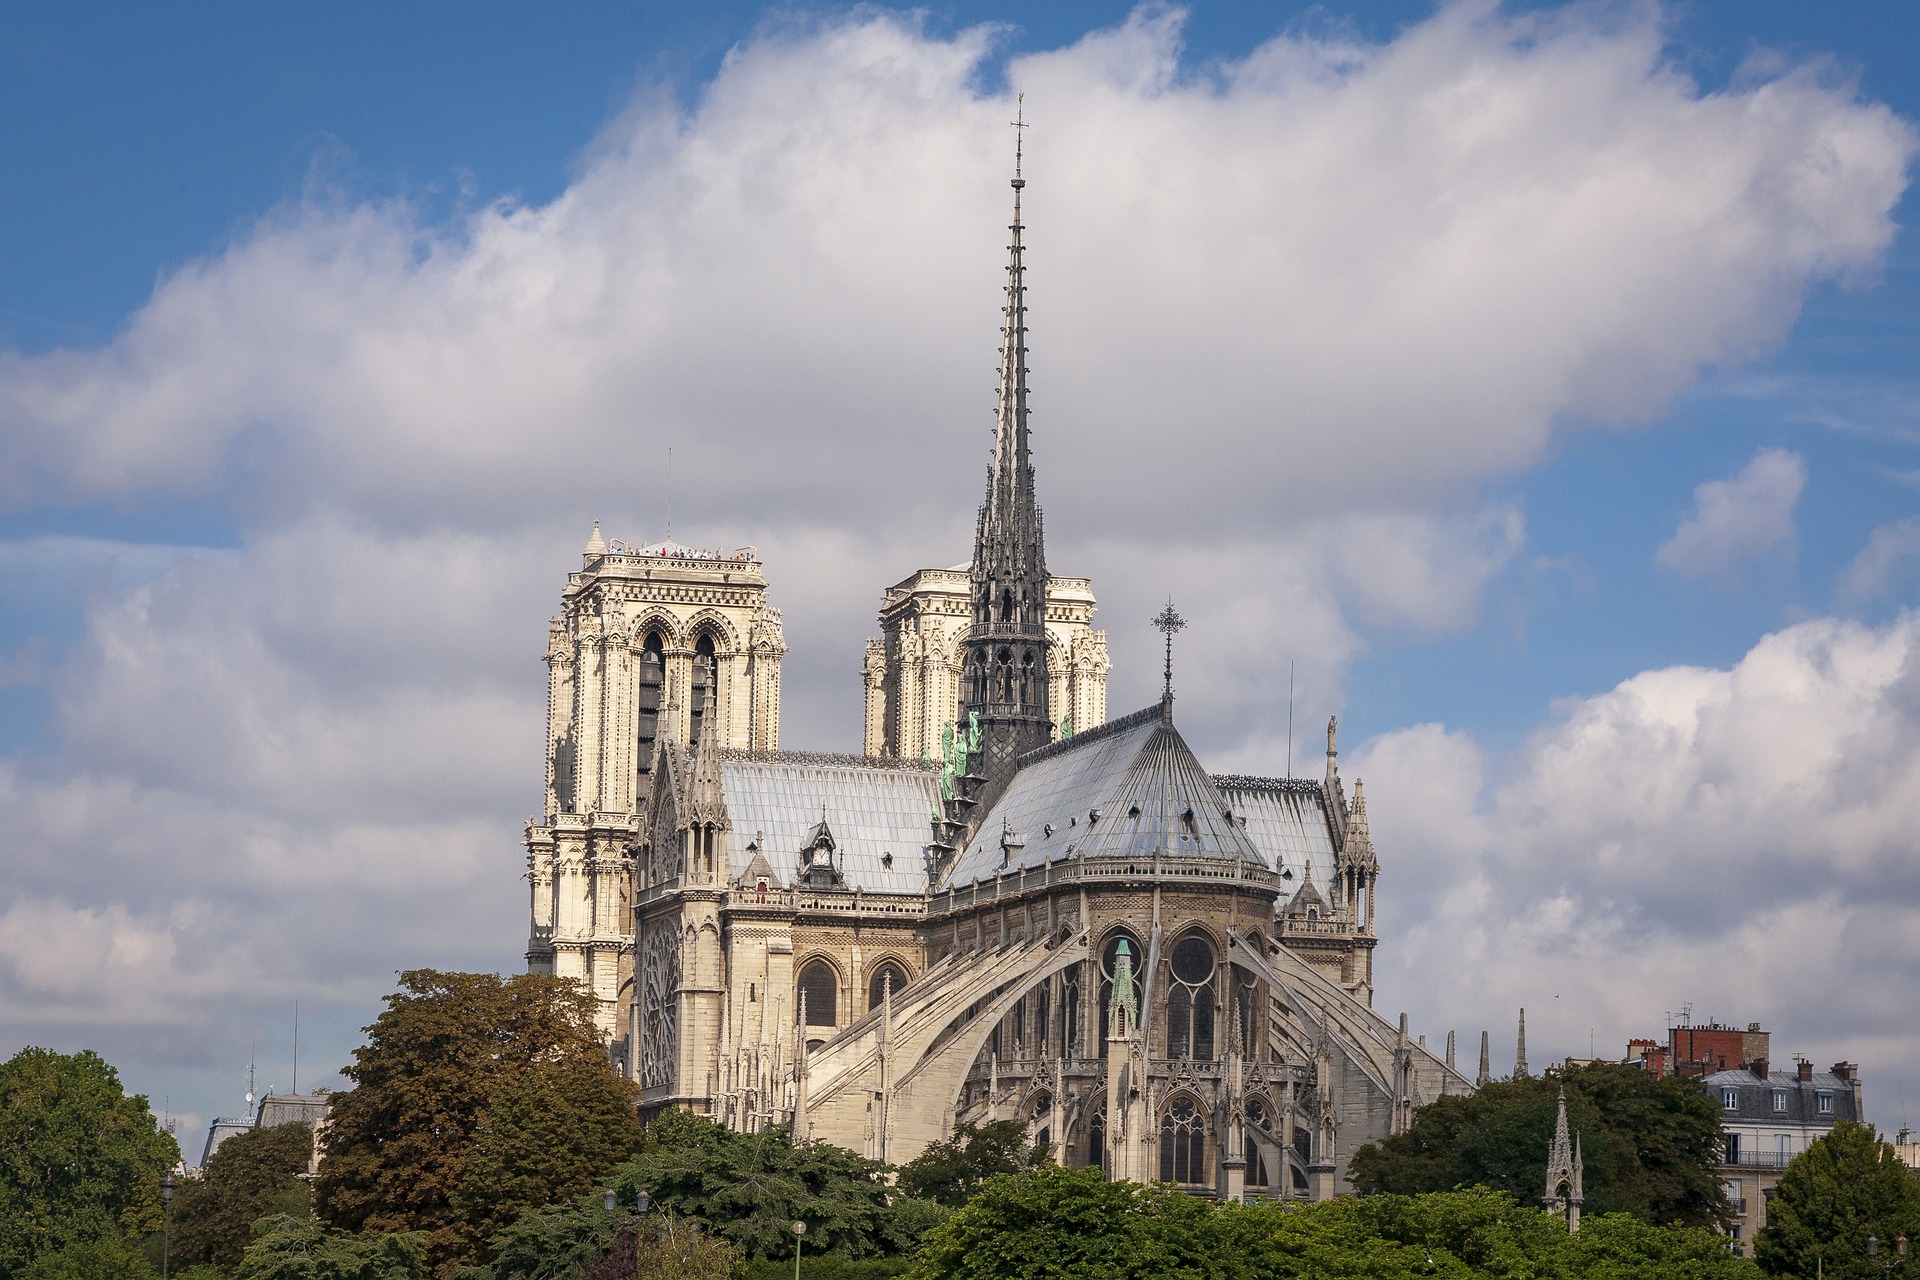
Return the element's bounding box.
[1543,1088,1584,1231]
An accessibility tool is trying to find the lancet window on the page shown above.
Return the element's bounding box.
[635,630,665,791]
[1166,933,1215,1061]
[689,633,717,747]
[798,959,837,1028]
[1097,931,1142,1057]
[867,961,908,1012]
[1158,1096,1206,1185]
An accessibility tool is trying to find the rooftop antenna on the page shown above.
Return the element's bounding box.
[246,1048,256,1115]
[1286,660,1295,778]
[1152,599,1185,713]
[666,446,673,543]
[292,1001,299,1096]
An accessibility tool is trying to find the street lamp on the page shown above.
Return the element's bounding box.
[792,1220,807,1280]
[636,1189,651,1215]
[604,1187,617,1213]
[1866,1235,1910,1276]
[160,1172,175,1280]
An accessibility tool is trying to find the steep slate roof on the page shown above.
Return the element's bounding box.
[1213,776,1339,890]
[943,705,1267,886]
[716,752,940,894]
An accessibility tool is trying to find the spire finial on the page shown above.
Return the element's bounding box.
[1152,600,1186,712]
[1012,94,1026,189]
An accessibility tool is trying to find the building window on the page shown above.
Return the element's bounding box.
[797,959,837,1027]
[1772,1090,1788,1113]
[1727,1134,1742,1164]
[689,634,717,746]
[867,961,908,1012]
[1816,1091,1833,1115]
[1166,934,1216,1061]
[1088,1110,1107,1174]
[1158,1096,1206,1185]
[1097,932,1143,1057]
[1723,1088,1740,1109]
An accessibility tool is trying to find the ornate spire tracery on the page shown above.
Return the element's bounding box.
[963,99,1053,779]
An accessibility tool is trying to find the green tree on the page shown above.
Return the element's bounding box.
[1757,1120,1920,1280]
[173,1120,316,1267]
[0,1046,181,1276]
[315,970,639,1273]
[907,1173,1763,1280]
[17,1238,159,1280]
[236,1214,426,1280]
[895,1121,1038,1207]
[450,1060,644,1248]
[906,1164,1232,1280]
[1348,1062,1731,1228]
[610,1111,901,1259]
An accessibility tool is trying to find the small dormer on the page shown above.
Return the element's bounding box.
[798,814,843,890]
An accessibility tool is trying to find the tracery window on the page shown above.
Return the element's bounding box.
[635,631,665,790]
[1234,965,1261,1059]
[1097,931,1143,1057]
[1034,982,1051,1054]
[1246,1097,1274,1189]
[1166,933,1216,1061]
[1061,964,1081,1057]
[798,959,838,1027]
[1088,1109,1107,1174]
[639,925,680,1090]
[1159,1096,1206,1185]
[689,633,717,747]
[867,961,908,1012]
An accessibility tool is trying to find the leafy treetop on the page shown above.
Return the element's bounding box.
[1757,1120,1920,1280]
[0,1046,181,1277]
[1348,1061,1731,1229]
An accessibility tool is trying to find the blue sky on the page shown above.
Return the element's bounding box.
[4,1,1920,1149]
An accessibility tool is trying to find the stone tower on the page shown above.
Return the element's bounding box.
[961,132,1054,782]
[1543,1089,1584,1231]
[525,527,786,1040]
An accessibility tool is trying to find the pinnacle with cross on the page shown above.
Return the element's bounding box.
[1152,600,1186,709]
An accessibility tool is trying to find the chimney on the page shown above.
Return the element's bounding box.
[1831,1062,1853,1083]
[1750,1058,1769,1080]
[1797,1060,1814,1082]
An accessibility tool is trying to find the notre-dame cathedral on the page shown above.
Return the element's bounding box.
[523,143,1469,1200]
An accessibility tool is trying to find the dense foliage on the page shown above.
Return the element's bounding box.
[174,1121,316,1268]
[234,1215,427,1280]
[0,1046,181,1277]
[315,970,643,1271]
[1756,1121,1920,1279]
[466,1200,735,1280]
[908,1168,1761,1280]
[895,1121,1039,1207]
[1348,1062,1731,1228]
[16,1238,159,1280]
[608,1110,941,1259]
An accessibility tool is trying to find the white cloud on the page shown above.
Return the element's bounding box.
[1841,515,1920,602]
[1656,447,1807,579]
[0,3,1912,1139]
[1357,610,1920,1121]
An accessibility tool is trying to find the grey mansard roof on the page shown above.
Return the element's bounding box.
[715,751,940,895]
[942,705,1272,886]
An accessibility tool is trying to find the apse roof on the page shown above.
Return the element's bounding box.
[943,704,1268,886]
[717,753,939,894]
[1212,777,1338,889]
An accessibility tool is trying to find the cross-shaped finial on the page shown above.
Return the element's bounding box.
[1152,599,1186,706]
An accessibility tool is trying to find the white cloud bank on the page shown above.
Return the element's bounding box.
[1657,447,1807,579]
[0,3,1913,1133]
[1361,610,1920,1121]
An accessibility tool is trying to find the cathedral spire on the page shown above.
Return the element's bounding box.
[963,99,1053,781]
